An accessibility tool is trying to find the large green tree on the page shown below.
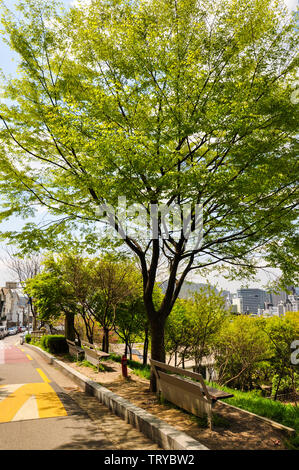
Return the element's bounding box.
[0,0,298,390]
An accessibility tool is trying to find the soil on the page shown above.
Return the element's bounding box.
[58,355,291,450]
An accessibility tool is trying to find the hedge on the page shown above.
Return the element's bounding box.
[40,335,68,354]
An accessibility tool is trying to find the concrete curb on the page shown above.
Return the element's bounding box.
[219,400,296,436]
[26,344,209,451]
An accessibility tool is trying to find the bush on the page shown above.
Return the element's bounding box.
[208,381,299,439]
[271,373,299,397]
[25,334,31,343]
[40,335,68,354]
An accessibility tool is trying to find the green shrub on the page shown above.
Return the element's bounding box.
[40,335,68,354]
[207,381,299,438]
[25,334,31,343]
[271,373,299,397]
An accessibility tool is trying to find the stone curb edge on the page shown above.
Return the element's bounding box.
[26,343,209,451]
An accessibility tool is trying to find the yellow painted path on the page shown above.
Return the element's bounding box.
[0,345,67,423]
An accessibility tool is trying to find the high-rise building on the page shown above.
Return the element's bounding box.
[236,288,269,314]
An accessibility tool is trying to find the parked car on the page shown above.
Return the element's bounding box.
[8,327,18,335]
[0,326,7,339]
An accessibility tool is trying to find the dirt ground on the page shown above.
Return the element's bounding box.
[57,355,292,450]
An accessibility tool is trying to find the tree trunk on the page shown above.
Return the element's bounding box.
[143,327,149,366]
[29,297,37,330]
[64,313,76,341]
[149,315,166,392]
[274,372,283,401]
[102,328,109,353]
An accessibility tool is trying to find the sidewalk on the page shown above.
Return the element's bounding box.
[25,342,208,450]
[21,343,162,450]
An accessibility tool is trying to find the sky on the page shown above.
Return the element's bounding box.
[0,0,297,291]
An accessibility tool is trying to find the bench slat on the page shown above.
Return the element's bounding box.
[158,371,206,399]
[150,359,233,431]
[81,340,95,349]
[85,348,109,359]
[151,359,211,399]
[205,386,234,400]
[151,359,233,401]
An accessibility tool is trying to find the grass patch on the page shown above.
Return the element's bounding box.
[207,381,299,448]
[108,353,151,380]
[75,359,107,372]
[208,381,299,431]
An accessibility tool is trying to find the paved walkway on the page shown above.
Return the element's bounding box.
[0,336,161,450]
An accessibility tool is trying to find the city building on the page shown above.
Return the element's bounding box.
[257,286,299,317]
[0,282,31,327]
[235,288,270,315]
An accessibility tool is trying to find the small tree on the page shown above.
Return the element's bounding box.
[115,295,146,360]
[26,253,97,343]
[87,257,139,352]
[261,313,299,400]
[25,268,78,340]
[165,286,229,368]
[186,287,230,369]
[214,315,269,390]
[165,299,191,367]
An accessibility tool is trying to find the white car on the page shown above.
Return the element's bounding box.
[0,326,7,339]
[8,327,18,335]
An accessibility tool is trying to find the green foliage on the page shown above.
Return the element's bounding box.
[208,381,299,440]
[271,373,299,397]
[25,334,31,343]
[26,252,140,347]
[165,286,229,366]
[109,353,151,379]
[40,335,68,354]
[114,273,159,357]
[214,315,270,390]
[260,313,299,397]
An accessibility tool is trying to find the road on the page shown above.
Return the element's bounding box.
[0,334,160,450]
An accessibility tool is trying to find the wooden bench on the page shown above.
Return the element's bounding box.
[81,340,110,370]
[150,359,233,430]
[66,339,84,361]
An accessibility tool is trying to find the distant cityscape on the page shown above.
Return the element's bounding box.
[162,281,299,317]
[0,279,298,329]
